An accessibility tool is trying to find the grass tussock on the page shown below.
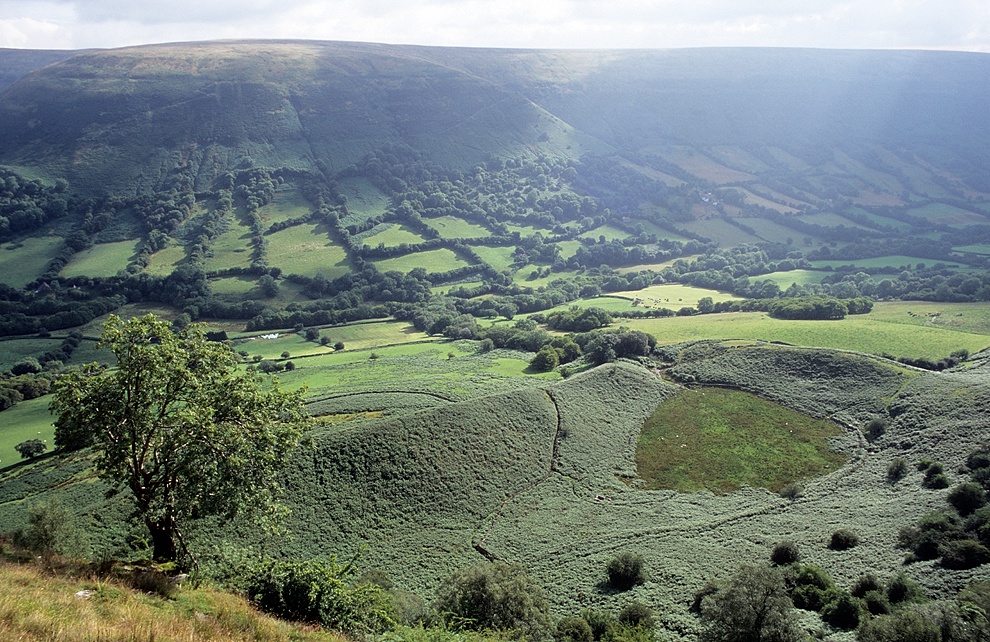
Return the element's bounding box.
[0,556,344,642]
[635,386,847,493]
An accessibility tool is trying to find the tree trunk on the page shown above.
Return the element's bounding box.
[146,517,177,562]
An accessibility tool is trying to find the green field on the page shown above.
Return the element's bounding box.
[756,269,827,288]
[203,218,254,272]
[0,237,63,288]
[608,283,738,308]
[266,223,350,278]
[258,185,312,225]
[625,303,990,360]
[361,223,426,247]
[679,218,762,246]
[373,248,467,274]
[60,239,140,278]
[424,216,491,239]
[810,255,963,270]
[144,245,187,276]
[0,397,55,468]
[907,203,986,226]
[636,387,846,493]
[578,225,631,241]
[338,177,391,226]
[472,245,517,271]
[233,320,434,360]
[954,244,990,256]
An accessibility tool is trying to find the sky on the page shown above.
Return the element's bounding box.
[1,0,988,53]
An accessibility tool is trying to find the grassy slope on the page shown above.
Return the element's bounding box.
[0,557,341,642]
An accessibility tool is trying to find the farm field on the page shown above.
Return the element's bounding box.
[257,185,312,225]
[615,255,701,274]
[423,216,490,238]
[373,248,467,274]
[233,319,433,356]
[0,237,63,287]
[625,304,990,360]
[608,283,738,307]
[578,225,631,241]
[0,397,55,468]
[954,244,990,256]
[202,219,254,272]
[635,387,846,493]
[360,223,426,247]
[679,218,762,246]
[266,223,350,278]
[337,177,390,226]
[144,245,187,275]
[741,218,816,245]
[907,203,987,225]
[810,255,963,270]
[472,245,516,271]
[60,239,139,278]
[756,269,828,288]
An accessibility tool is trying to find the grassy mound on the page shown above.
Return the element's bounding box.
[635,387,847,493]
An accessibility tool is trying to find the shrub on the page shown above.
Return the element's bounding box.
[966,450,990,471]
[530,346,560,372]
[947,482,987,516]
[699,565,804,642]
[15,498,87,558]
[557,617,594,642]
[821,591,862,630]
[863,590,891,616]
[789,564,836,612]
[864,417,887,443]
[886,572,925,605]
[580,609,617,641]
[434,562,552,637]
[857,606,940,642]
[247,559,395,634]
[127,568,177,598]
[778,483,803,500]
[887,458,908,482]
[770,541,801,566]
[925,473,950,490]
[617,602,654,629]
[606,552,647,590]
[14,438,46,459]
[851,574,883,598]
[829,529,860,550]
[940,539,990,570]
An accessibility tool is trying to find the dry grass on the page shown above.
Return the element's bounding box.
[0,557,343,642]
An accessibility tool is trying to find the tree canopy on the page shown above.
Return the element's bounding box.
[50,314,310,563]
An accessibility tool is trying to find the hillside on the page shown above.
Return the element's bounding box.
[1,40,990,641]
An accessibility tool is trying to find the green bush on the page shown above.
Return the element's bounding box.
[789,564,837,612]
[434,562,552,638]
[821,591,862,630]
[770,540,800,566]
[247,559,396,634]
[829,529,860,550]
[699,565,804,642]
[863,590,891,616]
[851,574,883,598]
[579,610,617,641]
[886,572,925,605]
[606,552,647,590]
[15,498,87,558]
[940,539,990,570]
[887,457,908,482]
[947,482,987,516]
[556,617,594,642]
[617,602,654,629]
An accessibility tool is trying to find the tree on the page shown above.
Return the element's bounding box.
[15,438,46,459]
[700,565,804,642]
[531,345,560,372]
[606,552,647,590]
[434,561,552,637]
[50,314,310,563]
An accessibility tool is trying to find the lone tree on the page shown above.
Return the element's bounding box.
[50,314,310,563]
[15,438,47,459]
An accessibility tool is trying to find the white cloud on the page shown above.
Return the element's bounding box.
[0,0,987,52]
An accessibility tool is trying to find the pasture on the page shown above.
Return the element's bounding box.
[0,237,63,287]
[607,283,738,308]
[756,269,827,288]
[60,239,140,278]
[423,216,491,239]
[257,184,312,225]
[635,387,846,493]
[337,177,391,226]
[359,223,426,247]
[0,397,55,469]
[144,245,187,275]
[266,223,350,278]
[373,248,467,275]
[810,255,963,270]
[625,303,990,360]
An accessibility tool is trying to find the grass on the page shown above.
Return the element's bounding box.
[145,244,187,275]
[625,303,990,360]
[0,556,342,642]
[635,387,847,493]
[810,255,963,270]
[578,225,631,241]
[373,249,467,275]
[679,218,762,246]
[0,236,63,287]
[60,239,141,278]
[361,223,427,247]
[954,244,990,256]
[204,219,254,272]
[337,177,391,226]
[472,245,517,271]
[423,216,491,239]
[258,184,312,225]
[607,283,738,308]
[233,320,433,359]
[756,269,827,288]
[266,223,350,278]
[907,203,986,226]
[0,396,55,469]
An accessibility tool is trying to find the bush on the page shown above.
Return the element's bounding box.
[247,559,395,634]
[770,541,800,566]
[530,346,560,372]
[580,610,617,641]
[14,438,46,459]
[789,564,836,612]
[699,565,804,642]
[887,458,908,482]
[15,498,87,558]
[864,417,887,443]
[940,539,990,570]
[557,617,594,642]
[821,591,862,630]
[617,602,654,629]
[886,572,925,605]
[778,483,803,500]
[434,562,552,637]
[606,552,647,590]
[948,482,987,516]
[829,529,860,550]
[863,590,891,616]
[925,473,950,489]
[851,574,883,598]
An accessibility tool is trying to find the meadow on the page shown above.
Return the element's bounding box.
[0,237,63,288]
[0,397,54,468]
[635,387,847,492]
[625,304,990,361]
[59,239,140,278]
[424,216,491,239]
[607,283,738,308]
[359,223,427,247]
[266,223,351,278]
[373,249,468,275]
[810,255,963,270]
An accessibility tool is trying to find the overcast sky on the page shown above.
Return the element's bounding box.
[1,0,988,52]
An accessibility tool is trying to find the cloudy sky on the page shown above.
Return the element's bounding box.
[1,0,988,52]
